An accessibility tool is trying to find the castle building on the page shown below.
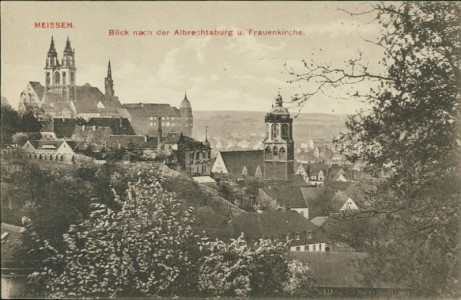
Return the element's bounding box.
[19,36,194,138]
[19,36,123,120]
[263,94,295,181]
[123,93,193,137]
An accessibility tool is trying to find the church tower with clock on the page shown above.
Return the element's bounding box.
[263,93,295,181]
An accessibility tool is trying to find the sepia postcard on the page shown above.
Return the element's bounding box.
[1,1,459,299]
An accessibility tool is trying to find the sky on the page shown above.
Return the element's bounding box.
[1,1,385,114]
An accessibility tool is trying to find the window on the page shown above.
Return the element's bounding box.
[150,122,153,126]
[295,232,300,240]
[272,124,278,139]
[304,245,309,251]
[313,244,316,251]
[150,117,154,120]
[273,146,278,156]
[295,246,301,251]
[307,232,312,239]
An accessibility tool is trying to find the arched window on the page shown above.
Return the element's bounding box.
[54,71,60,85]
[62,72,67,85]
[70,72,75,84]
[265,124,270,139]
[272,124,278,139]
[265,146,272,159]
[279,147,286,159]
[282,124,289,138]
[273,146,278,156]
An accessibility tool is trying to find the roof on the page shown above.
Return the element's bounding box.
[52,118,80,138]
[311,216,329,227]
[219,150,264,176]
[260,186,308,208]
[230,211,321,240]
[343,181,376,207]
[300,187,329,205]
[290,252,407,289]
[105,135,146,148]
[192,176,216,184]
[86,118,136,135]
[71,126,113,145]
[180,94,192,109]
[164,132,183,144]
[29,81,45,100]
[27,140,75,151]
[123,103,179,117]
[307,163,329,175]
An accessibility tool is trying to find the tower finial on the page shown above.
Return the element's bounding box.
[184,91,188,100]
[205,125,208,142]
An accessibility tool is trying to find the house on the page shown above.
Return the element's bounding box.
[176,136,212,176]
[1,223,37,299]
[192,176,217,187]
[228,211,322,244]
[307,163,329,185]
[71,125,113,151]
[258,187,309,219]
[290,252,410,297]
[22,140,76,163]
[212,150,264,178]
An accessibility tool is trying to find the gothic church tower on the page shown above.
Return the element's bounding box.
[263,93,295,181]
[44,36,76,101]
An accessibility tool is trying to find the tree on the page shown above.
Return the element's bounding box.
[287,2,460,297]
[28,169,201,298]
[0,105,20,145]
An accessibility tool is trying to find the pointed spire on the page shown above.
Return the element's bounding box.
[48,36,57,54]
[184,92,188,101]
[64,36,72,51]
[107,60,112,78]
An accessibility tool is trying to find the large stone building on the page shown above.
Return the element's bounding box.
[122,93,193,137]
[19,37,123,119]
[18,36,194,137]
[263,94,295,181]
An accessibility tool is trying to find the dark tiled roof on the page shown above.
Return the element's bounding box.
[290,252,407,289]
[164,132,183,144]
[230,211,320,240]
[71,126,113,145]
[300,187,329,205]
[105,135,146,149]
[123,103,179,117]
[29,81,45,100]
[219,150,264,176]
[52,118,81,138]
[343,181,376,207]
[86,118,136,135]
[307,163,329,175]
[326,181,353,191]
[260,187,308,208]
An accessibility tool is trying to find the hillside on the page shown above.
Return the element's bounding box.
[193,110,348,143]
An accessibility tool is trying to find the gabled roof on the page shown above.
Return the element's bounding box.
[29,81,45,100]
[219,150,264,176]
[307,163,329,175]
[260,186,308,208]
[230,211,320,238]
[311,216,329,227]
[27,140,76,151]
[300,187,327,204]
[343,181,376,207]
[290,252,407,289]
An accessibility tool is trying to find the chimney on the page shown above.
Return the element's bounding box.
[157,117,162,151]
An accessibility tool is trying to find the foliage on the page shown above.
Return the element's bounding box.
[282,260,317,297]
[28,169,201,298]
[0,105,42,145]
[27,169,316,298]
[288,2,461,297]
[198,235,299,297]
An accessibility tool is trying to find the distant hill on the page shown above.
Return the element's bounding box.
[193,111,348,142]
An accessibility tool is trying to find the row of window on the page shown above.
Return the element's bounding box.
[149,116,178,121]
[265,146,287,158]
[293,243,328,252]
[149,122,180,127]
[189,151,210,160]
